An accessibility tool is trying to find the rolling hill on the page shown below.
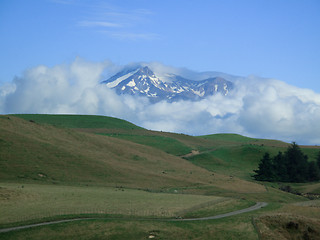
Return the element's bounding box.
[2,114,319,191]
[0,115,265,193]
[1,114,320,239]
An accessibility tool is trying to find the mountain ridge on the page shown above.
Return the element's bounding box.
[102,66,233,102]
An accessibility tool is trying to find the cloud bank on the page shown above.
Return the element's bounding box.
[1,58,320,145]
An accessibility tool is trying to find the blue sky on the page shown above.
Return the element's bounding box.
[1,0,320,91]
[1,0,320,144]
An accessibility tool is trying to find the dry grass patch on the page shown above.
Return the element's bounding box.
[294,182,320,194]
[255,214,320,240]
[0,183,228,225]
[207,173,266,193]
[178,198,254,218]
[0,216,260,240]
[292,200,320,208]
[253,200,320,240]
[280,203,320,219]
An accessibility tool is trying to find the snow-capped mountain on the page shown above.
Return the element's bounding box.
[102,66,233,102]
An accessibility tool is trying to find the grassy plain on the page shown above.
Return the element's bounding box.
[0,215,262,240]
[4,202,319,240]
[1,114,320,239]
[1,183,243,225]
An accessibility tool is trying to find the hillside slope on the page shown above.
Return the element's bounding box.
[11,114,143,130]
[1,114,320,240]
[0,115,264,193]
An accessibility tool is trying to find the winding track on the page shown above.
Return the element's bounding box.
[0,202,267,233]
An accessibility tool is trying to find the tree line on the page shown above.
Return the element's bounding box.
[253,142,320,182]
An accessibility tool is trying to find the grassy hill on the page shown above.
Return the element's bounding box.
[1,114,320,239]
[189,134,320,181]
[0,115,211,189]
[1,115,267,193]
[2,114,319,191]
[199,133,286,144]
[11,114,143,130]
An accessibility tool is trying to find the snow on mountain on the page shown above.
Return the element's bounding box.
[106,68,140,88]
[101,66,233,102]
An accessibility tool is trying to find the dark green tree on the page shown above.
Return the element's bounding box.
[308,161,320,182]
[317,151,320,169]
[284,142,309,182]
[253,142,318,183]
[272,151,288,182]
[253,152,276,181]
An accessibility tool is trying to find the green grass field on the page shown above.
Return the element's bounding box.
[11,114,143,130]
[185,144,289,180]
[0,215,262,240]
[1,183,244,225]
[1,114,320,239]
[99,133,192,156]
[200,133,257,143]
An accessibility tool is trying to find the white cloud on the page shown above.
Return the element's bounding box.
[76,2,158,41]
[1,59,320,145]
[78,21,122,28]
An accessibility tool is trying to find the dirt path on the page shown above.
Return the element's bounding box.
[0,202,267,233]
[181,148,217,158]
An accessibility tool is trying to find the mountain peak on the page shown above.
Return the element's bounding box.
[102,66,233,102]
[137,66,154,76]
